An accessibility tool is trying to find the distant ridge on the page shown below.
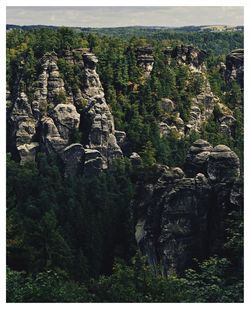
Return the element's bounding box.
[6,24,244,33]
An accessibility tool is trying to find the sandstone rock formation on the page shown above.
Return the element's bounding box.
[207,145,240,182]
[185,139,213,177]
[7,50,123,173]
[165,45,207,72]
[136,46,154,78]
[133,140,242,275]
[9,91,39,163]
[225,49,244,88]
[163,45,218,136]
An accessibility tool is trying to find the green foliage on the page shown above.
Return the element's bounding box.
[6,26,244,303]
[140,141,156,167]
[181,257,243,302]
[7,254,243,303]
[7,154,136,279]
[6,268,91,303]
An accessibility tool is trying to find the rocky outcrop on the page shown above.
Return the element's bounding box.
[7,50,123,173]
[162,45,217,136]
[9,91,39,163]
[207,145,240,182]
[185,139,213,177]
[133,140,242,275]
[159,98,175,113]
[32,52,66,115]
[83,148,104,174]
[130,152,142,167]
[136,46,154,78]
[159,113,185,138]
[80,52,123,169]
[225,49,244,88]
[165,45,207,72]
[62,143,85,177]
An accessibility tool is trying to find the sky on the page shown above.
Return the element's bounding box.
[6,6,244,28]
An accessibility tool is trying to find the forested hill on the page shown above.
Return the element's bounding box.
[7,24,243,55]
[6,27,243,302]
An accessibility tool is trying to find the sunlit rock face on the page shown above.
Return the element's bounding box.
[8,50,123,173]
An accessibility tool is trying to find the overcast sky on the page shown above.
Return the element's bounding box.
[6,6,244,28]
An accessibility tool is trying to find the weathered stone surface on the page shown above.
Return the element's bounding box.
[8,50,123,173]
[207,145,240,182]
[41,116,67,154]
[159,98,175,113]
[84,148,104,173]
[136,46,154,78]
[133,141,242,275]
[80,52,123,168]
[51,103,80,140]
[115,130,126,148]
[130,152,142,166]
[185,139,213,177]
[32,52,66,114]
[133,164,210,275]
[9,91,39,163]
[62,143,85,177]
[160,113,185,138]
[225,49,244,88]
[186,93,215,133]
[161,46,216,136]
[165,45,207,71]
[219,115,236,136]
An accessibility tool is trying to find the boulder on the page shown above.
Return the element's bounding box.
[207,145,240,182]
[51,103,80,140]
[159,98,175,113]
[130,152,142,166]
[62,143,85,177]
[114,130,126,147]
[84,148,104,173]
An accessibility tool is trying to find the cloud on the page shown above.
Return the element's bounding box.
[6,6,244,27]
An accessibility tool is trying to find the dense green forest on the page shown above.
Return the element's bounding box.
[6,26,243,302]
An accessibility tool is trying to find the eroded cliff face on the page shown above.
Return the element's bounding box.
[136,46,154,79]
[161,45,243,139]
[225,49,244,89]
[133,139,242,275]
[7,50,123,175]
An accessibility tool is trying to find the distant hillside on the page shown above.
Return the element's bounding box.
[6,24,244,33]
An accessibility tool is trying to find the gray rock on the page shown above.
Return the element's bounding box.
[167,45,207,71]
[130,152,142,166]
[185,139,213,177]
[62,143,85,177]
[8,50,123,174]
[133,163,211,275]
[136,46,154,78]
[133,141,242,275]
[41,116,68,154]
[225,49,244,88]
[159,98,175,113]
[51,103,80,140]
[207,145,240,182]
[219,115,236,137]
[160,114,185,138]
[114,130,126,147]
[80,53,123,168]
[10,91,39,163]
[84,148,104,173]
